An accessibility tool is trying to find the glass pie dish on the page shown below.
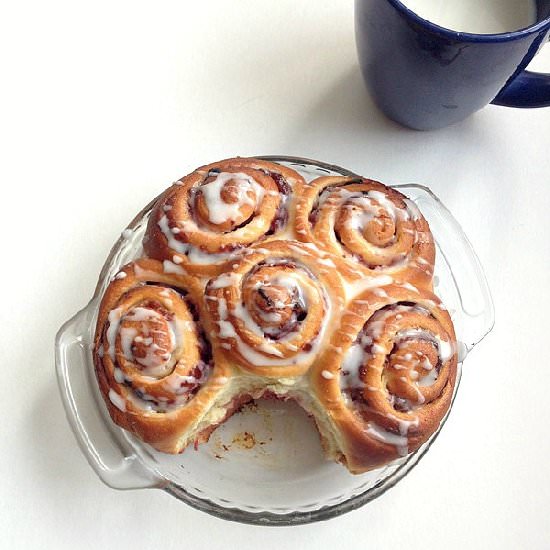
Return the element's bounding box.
[55,156,494,525]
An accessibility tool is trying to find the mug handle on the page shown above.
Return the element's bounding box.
[492,32,550,108]
[492,70,550,107]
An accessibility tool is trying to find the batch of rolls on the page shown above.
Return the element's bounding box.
[94,157,457,474]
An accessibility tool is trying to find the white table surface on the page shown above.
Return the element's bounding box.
[2,1,550,548]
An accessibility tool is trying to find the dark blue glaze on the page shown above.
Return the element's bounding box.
[355,0,550,129]
[493,70,550,107]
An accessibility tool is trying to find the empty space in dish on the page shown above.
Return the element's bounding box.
[56,156,494,523]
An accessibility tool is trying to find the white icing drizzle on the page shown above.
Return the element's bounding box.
[371,343,386,354]
[157,215,236,266]
[120,326,138,360]
[365,422,408,456]
[158,215,188,254]
[123,306,159,322]
[392,363,408,371]
[418,368,438,387]
[113,368,125,384]
[258,311,282,323]
[163,358,210,394]
[366,414,419,457]
[340,344,367,390]
[188,246,234,265]
[396,328,454,363]
[121,228,133,239]
[366,305,430,342]
[373,288,388,298]
[321,370,334,380]
[106,308,123,360]
[344,197,378,230]
[163,260,185,274]
[317,257,336,268]
[209,272,241,289]
[400,282,418,293]
[123,392,153,412]
[199,172,264,224]
[403,199,422,221]
[407,378,426,404]
[368,190,408,222]
[108,389,126,412]
[133,264,149,278]
[344,275,394,301]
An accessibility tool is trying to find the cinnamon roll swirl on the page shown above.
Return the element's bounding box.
[205,240,344,378]
[144,158,303,276]
[312,284,457,473]
[93,258,230,453]
[295,176,435,290]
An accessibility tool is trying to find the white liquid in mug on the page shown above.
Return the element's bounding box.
[400,0,538,34]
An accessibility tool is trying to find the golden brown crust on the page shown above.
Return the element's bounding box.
[94,158,457,473]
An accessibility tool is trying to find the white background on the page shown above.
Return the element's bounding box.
[2,1,550,548]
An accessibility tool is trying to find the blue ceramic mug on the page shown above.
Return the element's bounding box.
[355,0,550,129]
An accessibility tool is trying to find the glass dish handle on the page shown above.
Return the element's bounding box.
[395,184,495,353]
[55,305,164,490]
